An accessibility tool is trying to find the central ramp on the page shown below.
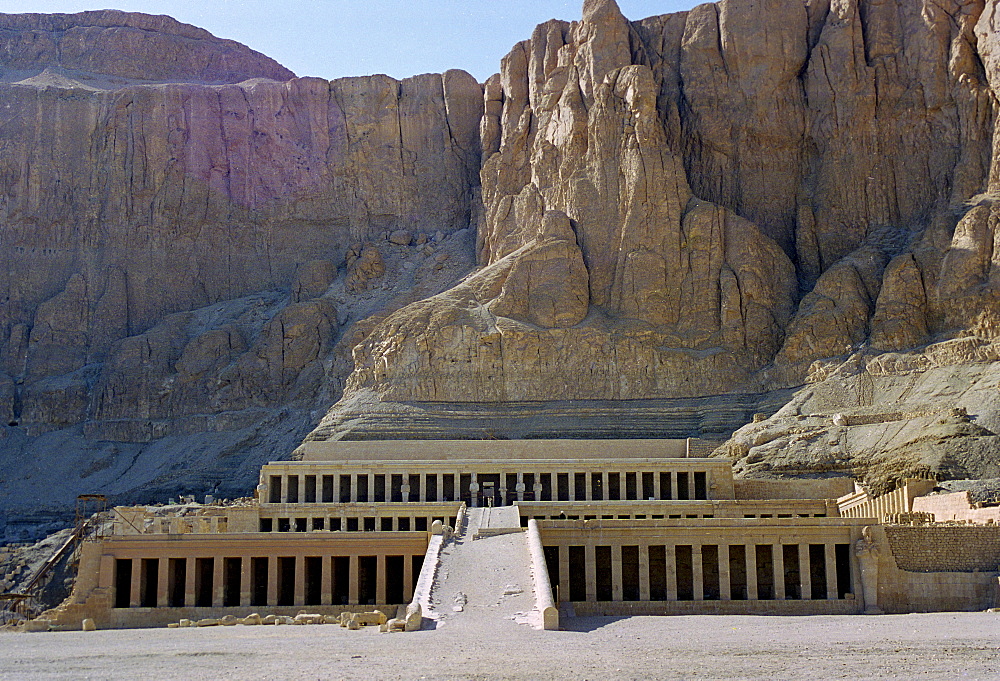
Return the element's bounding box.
[427,508,541,630]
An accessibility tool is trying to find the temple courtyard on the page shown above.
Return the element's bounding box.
[2,611,998,679]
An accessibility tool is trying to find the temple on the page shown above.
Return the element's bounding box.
[31,440,1000,629]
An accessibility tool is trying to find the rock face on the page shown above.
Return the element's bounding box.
[4,1,1000,533]
[341,0,1000,409]
[0,11,294,83]
[0,11,484,538]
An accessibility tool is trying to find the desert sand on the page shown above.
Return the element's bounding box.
[2,612,999,680]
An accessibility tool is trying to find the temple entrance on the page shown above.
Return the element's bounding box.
[478,474,502,506]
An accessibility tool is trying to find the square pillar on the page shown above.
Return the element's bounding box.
[601,472,609,501]
[825,543,838,599]
[585,544,597,602]
[419,474,427,502]
[638,543,650,601]
[798,544,811,600]
[294,556,306,606]
[184,557,196,607]
[516,472,524,502]
[266,556,278,606]
[568,473,576,502]
[692,545,704,601]
[212,557,225,607]
[773,544,785,600]
[436,473,444,502]
[350,475,358,502]
[348,556,360,604]
[670,473,680,501]
[611,545,623,601]
[298,476,307,504]
[745,544,758,600]
[718,544,731,600]
[585,473,593,501]
[156,558,170,607]
[688,473,696,501]
[129,559,142,608]
[240,556,252,607]
[652,472,661,500]
[321,555,333,605]
[665,544,678,601]
[403,553,414,602]
[376,554,387,604]
[368,473,376,503]
[280,476,289,503]
[558,545,571,603]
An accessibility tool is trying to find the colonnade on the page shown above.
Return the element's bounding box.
[112,552,424,610]
[544,541,854,603]
[263,468,715,506]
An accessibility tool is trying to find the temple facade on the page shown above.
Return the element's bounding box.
[36,440,1000,629]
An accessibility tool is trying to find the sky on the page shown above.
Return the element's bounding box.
[4,1,697,82]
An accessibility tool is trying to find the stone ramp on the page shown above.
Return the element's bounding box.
[474,506,522,539]
[427,508,540,630]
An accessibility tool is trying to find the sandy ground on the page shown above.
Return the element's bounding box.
[1,612,998,680]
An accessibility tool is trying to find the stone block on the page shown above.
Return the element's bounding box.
[81,618,96,631]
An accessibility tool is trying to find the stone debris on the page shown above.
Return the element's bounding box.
[452,592,467,612]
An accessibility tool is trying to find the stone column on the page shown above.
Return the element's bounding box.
[156,558,170,607]
[558,546,570,603]
[568,473,576,502]
[670,473,680,501]
[376,554,387,604]
[665,544,678,600]
[652,472,661,500]
[348,556,359,605]
[128,559,141,607]
[585,473,593,501]
[184,557,197,607]
[368,473,376,503]
[746,544,758,600]
[469,473,479,508]
[692,544,704,601]
[638,543,650,600]
[321,556,333,605]
[688,473,696,501]
[773,544,785,600]
[240,556,252,607]
[798,544,811,600]
[826,543,838,600]
[350,474,358,503]
[611,545,623,601]
[280,476,289,503]
[298,475,306,505]
[516,472,525,502]
[212,557,225,607]
[436,473,444,502]
[601,472,609,501]
[585,544,597,602]
[267,556,278,606]
[293,556,305,606]
[419,474,427,502]
[718,544,731,600]
[403,553,414,602]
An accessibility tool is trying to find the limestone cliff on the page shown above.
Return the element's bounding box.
[4,1,1000,536]
[328,0,1000,421]
[0,12,483,538]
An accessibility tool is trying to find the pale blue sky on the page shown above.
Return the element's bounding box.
[4,1,696,81]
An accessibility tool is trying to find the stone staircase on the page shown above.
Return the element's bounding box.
[427,507,542,630]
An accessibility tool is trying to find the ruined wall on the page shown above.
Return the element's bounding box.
[885,526,1000,571]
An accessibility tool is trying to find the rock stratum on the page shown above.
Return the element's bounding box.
[2,1,1000,537]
